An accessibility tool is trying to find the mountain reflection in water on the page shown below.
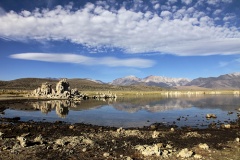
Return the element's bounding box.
[3,95,240,128]
[27,95,240,118]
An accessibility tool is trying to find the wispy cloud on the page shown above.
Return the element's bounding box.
[10,53,155,68]
[219,61,231,67]
[219,58,240,67]
[1,0,240,56]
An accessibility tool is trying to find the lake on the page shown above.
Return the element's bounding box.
[2,95,240,128]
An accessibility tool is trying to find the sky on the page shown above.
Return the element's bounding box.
[0,0,240,82]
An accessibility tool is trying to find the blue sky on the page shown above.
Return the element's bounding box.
[0,0,240,82]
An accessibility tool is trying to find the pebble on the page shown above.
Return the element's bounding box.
[206,114,217,119]
[198,143,209,150]
[235,137,239,142]
[150,125,156,130]
[152,131,160,138]
[17,136,28,147]
[34,135,44,144]
[162,150,169,157]
[177,148,193,158]
[69,125,75,129]
[221,124,231,129]
[194,154,203,159]
[126,156,132,160]
[117,127,124,133]
[103,152,110,157]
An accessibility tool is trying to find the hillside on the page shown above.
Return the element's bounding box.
[0,78,58,90]
[0,78,164,91]
[186,73,240,89]
[1,72,240,92]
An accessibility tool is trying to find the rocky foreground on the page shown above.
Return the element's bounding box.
[0,97,240,159]
[0,114,239,160]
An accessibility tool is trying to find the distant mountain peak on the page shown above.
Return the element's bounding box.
[124,75,139,79]
[110,75,141,86]
[228,72,240,77]
[111,75,190,87]
[84,78,105,84]
[187,73,240,89]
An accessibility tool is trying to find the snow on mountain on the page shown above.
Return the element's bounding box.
[84,78,105,84]
[227,72,240,77]
[142,75,190,86]
[110,75,141,86]
[109,72,240,89]
[110,75,190,87]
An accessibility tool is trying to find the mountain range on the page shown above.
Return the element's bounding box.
[1,73,240,90]
[110,73,240,89]
[110,75,190,88]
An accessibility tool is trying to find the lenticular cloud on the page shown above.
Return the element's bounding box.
[10,53,155,68]
[1,0,240,56]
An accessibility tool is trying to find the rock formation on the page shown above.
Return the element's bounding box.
[56,79,70,95]
[92,91,117,99]
[30,79,117,101]
[32,82,54,96]
[31,79,88,100]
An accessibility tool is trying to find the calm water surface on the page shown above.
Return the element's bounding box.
[2,95,240,128]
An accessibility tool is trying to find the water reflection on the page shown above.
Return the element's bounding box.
[3,95,240,128]
[111,99,193,113]
[31,100,73,118]
[109,95,240,113]
[29,99,115,118]
[27,95,240,118]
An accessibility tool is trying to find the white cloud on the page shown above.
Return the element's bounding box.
[154,4,160,10]
[161,5,171,11]
[164,39,240,56]
[213,9,222,15]
[160,10,172,17]
[223,14,236,21]
[207,0,220,5]
[181,0,192,5]
[168,0,178,4]
[205,0,233,6]
[21,10,31,17]
[10,53,155,68]
[0,1,240,56]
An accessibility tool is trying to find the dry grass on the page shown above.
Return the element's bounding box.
[1,78,240,97]
[0,78,164,92]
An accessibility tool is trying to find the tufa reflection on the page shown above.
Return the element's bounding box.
[31,100,80,118]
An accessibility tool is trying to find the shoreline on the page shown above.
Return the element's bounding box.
[1,95,240,128]
[0,117,239,159]
[0,95,240,159]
